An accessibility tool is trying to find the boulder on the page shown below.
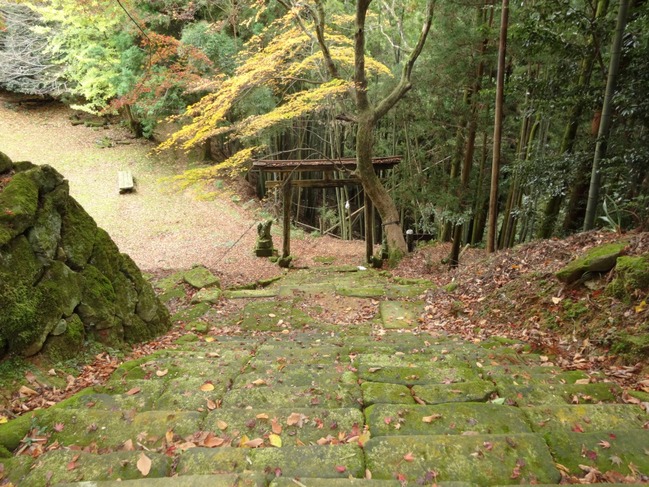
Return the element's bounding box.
[555,242,627,284]
[0,153,170,359]
[607,254,649,302]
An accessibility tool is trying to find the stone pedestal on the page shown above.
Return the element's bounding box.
[254,220,276,257]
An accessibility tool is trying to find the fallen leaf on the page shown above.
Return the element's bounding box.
[0,416,7,425]
[53,423,65,432]
[271,417,282,434]
[243,437,264,448]
[204,337,215,342]
[200,382,215,392]
[635,300,647,313]
[422,414,442,423]
[137,453,152,476]
[251,379,267,386]
[206,399,217,410]
[126,387,141,396]
[122,439,135,451]
[269,434,282,447]
[216,420,228,430]
[551,297,563,304]
[18,386,38,397]
[256,413,269,420]
[286,412,308,427]
[575,378,591,385]
[368,367,382,373]
[610,455,623,466]
[572,423,584,433]
[403,452,415,462]
[156,369,168,377]
[335,465,347,473]
[202,434,225,448]
[597,440,611,449]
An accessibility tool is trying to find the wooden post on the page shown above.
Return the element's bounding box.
[365,191,373,263]
[282,175,292,258]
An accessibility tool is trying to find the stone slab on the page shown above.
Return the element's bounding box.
[364,434,561,485]
[222,384,362,409]
[184,266,220,289]
[59,473,266,487]
[203,407,364,446]
[547,429,649,477]
[361,382,415,406]
[411,380,496,404]
[365,403,533,436]
[358,364,477,386]
[523,404,649,435]
[176,444,365,478]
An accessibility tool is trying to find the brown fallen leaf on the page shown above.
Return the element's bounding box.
[156,369,168,377]
[403,452,415,462]
[122,439,135,451]
[271,417,282,434]
[126,387,141,396]
[243,437,264,448]
[422,414,442,423]
[137,453,152,476]
[18,386,38,397]
[216,420,228,430]
[200,382,215,392]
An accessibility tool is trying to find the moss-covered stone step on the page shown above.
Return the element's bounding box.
[176,444,365,479]
[270,480,473,487]
[184,266,220,289]
[357,364,477,386]
[12,449,171,487]
[480,365,590,386]
[62,379,165,411]
[365,403,533,437]
[497,382,622,407]
[203,407,364,446]
[234,366,357,388]
[555,242,628,284]
[546,429,649,478]
[411,380,496,405]
[379,301,425,329]
[36,409,203,449]
[240,301,313,331]
[154,376,234,410]
[222,383,362,409]
[523,404,648,435]
[223,289,278,299]
[60,473,266,486]
[249,344,350,366]
[278,283,336,297]
[361,382,415,406]
[364,433,561,485]
[336,285,386,298]
[111,351,250,381]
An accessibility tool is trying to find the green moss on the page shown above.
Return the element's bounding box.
[562,298,589,320]
[60,198,98,270]
[184,265,220,289]
[0,171,39,240]
[89,228,122,282]
[607,255,649,302]
[0,412,35,452]
[78,264,117,330]
[40,314,85,362]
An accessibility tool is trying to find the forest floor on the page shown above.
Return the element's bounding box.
[1,94,649,485]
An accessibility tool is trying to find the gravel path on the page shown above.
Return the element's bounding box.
[0,94,367,286]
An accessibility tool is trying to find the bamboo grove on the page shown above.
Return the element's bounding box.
[1,0,647,262]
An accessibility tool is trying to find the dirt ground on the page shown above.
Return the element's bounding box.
[0,93,369,287]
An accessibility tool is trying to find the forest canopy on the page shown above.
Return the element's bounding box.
[0,0,647,257]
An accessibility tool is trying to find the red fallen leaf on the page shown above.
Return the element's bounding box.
[335,465,347,473]
[384,417,392,425]
[53,423,65,432]
[585,449,598,461]
[483,441,493,451]
[572,423,584,433]
[403,452,415,462]
[597,440,611,449]
[67,461,77,471]
[396,473,407,481]
[510,466,521,479]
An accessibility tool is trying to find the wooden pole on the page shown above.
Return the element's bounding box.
[282,176,292,258]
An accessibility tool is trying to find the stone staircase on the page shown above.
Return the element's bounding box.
[1,268,648,486]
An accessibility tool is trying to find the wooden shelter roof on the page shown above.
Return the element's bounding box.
[252,156,401,172]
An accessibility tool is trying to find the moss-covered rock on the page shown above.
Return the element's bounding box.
[184,265,220,289]
[78,264,117,331]
[556,242,627,284]
[607,254,649,302]
[0,151,12,174]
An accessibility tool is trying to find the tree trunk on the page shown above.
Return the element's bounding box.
[584,0,630,230]
[487,0,509,253]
